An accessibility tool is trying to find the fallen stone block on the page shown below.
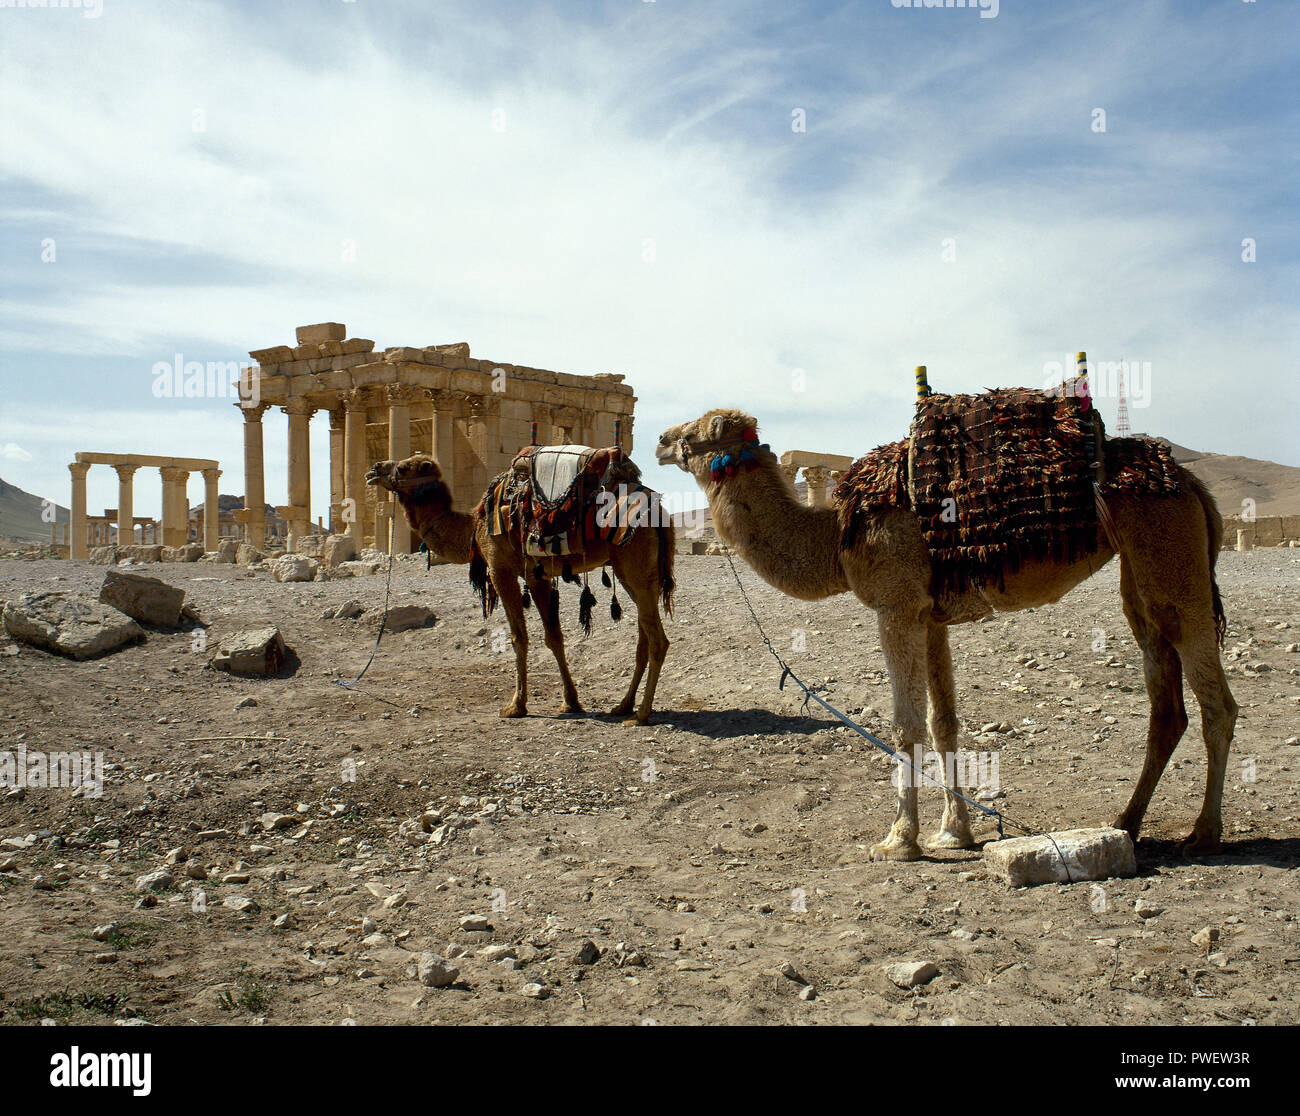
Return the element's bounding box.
[209,627,288,677]
[89,546,121,565]
[99,568,186,627]
[215,539,238,563]
[2,592,144,660]
[122,544,163,563]
[338,559,382,578]
[323,533,357,569]
[982,826,1136,887]
[383,605,437,632]
[235,543,264,566]
[271,555,318,583]
[885,961,938,989]
[161,544,203,562]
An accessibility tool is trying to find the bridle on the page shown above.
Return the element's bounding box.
[677,426,759,461]
[677,427,765,484]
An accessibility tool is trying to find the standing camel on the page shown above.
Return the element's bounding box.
[656,408,1236,860]
[366,454,674,724]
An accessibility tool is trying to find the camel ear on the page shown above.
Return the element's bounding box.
[708,415,727,441]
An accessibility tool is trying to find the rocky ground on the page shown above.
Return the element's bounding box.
[0,548,1297,1026]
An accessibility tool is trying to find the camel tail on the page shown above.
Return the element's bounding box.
[655,520,676,617]
[1182,466,1227,648]
[468,536,498,618]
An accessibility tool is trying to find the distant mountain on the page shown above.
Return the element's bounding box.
[1164,443,1300,518]
[0,477,69,542]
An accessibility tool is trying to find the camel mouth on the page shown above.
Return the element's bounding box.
[653,439,685,471]
[365,461,394,487]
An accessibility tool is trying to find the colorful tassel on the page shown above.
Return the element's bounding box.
[579,578,597,637]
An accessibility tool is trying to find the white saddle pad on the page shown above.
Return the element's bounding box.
[530,444,594,505]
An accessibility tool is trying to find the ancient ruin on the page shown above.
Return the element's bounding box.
[778,450,855,506]
[238,323,636,554]
[67,453,221,559]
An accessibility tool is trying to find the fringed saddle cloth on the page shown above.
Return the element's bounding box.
[479,444,647,557]
[834,384,1181,605]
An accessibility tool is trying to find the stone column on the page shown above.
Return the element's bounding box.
[113,464,138,546]
[467,397,494,498]
[69,461,91,559]
[201,468,222,552]
[386,384,416,553]
[804,466,830,507]
[159,467,190,547]
[242,402,269,546]
[779,462,799,490]
[431,390,457,498]
[328,406,344,533]
[283,398,315,547]
[343,388,369,543]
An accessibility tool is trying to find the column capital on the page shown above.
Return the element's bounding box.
[69,461,92,479]
[328,405,346,429]
[342,387,369,411]
[112,463,140,480]
[430,389,458,411]
[469,395,500,417]
[201,467,222,483]
[282,397,317,417]
[241,402,271,422]
[159,466,191,484]
[385,383,422,406]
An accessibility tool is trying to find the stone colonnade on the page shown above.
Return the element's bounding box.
[777,450,855,507]
[239,323,637,552]
[67,453,220,559]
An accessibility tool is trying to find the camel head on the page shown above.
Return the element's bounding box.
[656,409,759,486]
[366,454,454,516]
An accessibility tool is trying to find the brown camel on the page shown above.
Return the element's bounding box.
[657,409,1237,860]
[366,454,674,724]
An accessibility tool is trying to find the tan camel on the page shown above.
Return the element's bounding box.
[657,409,1237,860]
[366,454,674,724]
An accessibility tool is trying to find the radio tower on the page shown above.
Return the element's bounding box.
[1115,362,1132,437]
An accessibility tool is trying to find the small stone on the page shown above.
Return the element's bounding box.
[91,922,118,942]
[134,869,173,893]
[480,944,517,962]
[260,812,297,832]
[223,896,259,914]
[235,697,258,710]
[886,961,939,989]
[272,914,295,930]
[521,983,548,999]
[1191,927,1221,948]
[1134,898,1164,919]
[798,985,817,1001]
[950,928,977,942]
[573,940,601,965]
[459,915,492,932]
[417,952,458,988]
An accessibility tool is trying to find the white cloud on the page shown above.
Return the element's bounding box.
[2,442,34,463]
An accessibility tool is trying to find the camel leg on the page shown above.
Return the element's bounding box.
[924,622,975,849]
[494,574,530,719]
[1175,635,1237,854]
[610,626,648,718]
[615,578,669,726]
[1114,559,1188,840]
[528,577,583,715]
[871,609,927,862]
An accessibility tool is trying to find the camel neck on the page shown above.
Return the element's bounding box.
[705,451,849,601]
[402,501,475,564]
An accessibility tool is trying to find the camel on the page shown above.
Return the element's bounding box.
[366,453,674,724]
[656,408,1237,860]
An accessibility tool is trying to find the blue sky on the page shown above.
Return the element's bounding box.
[1,0,1296,521]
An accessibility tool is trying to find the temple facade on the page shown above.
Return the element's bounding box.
[236,323,636,554]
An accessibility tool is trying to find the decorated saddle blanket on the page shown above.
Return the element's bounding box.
[834,386,1180,599]
[479,443,647,557]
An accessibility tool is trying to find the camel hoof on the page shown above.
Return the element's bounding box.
[1181,831,1222,856]
[869,841,923,863]
[609,702,634,717]
[926,830,976,850]
[556,704,585,717]
[621,715,648,727]
[499,704,526,719]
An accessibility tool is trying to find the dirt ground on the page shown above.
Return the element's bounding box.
[1,547,1298,1026]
